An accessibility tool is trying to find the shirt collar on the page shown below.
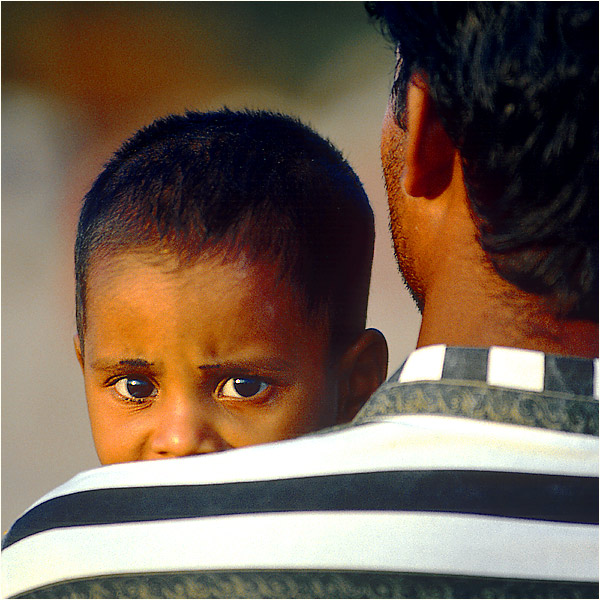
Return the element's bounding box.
[395,345,598,397]
[355,345,598,434]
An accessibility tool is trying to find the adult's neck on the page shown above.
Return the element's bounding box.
[417,256,598,359]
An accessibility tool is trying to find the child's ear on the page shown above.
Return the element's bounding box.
[74,334,84,371]
[335,329,388,424]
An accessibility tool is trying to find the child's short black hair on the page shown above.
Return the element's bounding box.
[75,109,374,353]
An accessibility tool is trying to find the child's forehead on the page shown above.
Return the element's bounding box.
[87,246,305,311]
[89,246,261,281]
[84,247,331,352]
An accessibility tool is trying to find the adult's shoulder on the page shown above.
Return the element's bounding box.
[2,418,598,598]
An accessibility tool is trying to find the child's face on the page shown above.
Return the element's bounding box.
[77,250,342,464]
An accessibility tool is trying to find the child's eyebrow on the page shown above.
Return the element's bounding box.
[90,358,154,371]
[197,359,293,373]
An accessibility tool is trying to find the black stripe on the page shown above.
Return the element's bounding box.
[3,470,597,549]
[545,355,595,397]
[441,347,488,382]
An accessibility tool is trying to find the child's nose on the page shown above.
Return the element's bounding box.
[148,392,231,458]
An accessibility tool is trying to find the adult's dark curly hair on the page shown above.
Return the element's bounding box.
[367,1,598,320]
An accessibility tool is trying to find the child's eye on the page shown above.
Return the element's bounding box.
[114,377,157,401]
[219,377,269,400]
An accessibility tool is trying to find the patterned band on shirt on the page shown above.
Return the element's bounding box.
[355,345,599,435]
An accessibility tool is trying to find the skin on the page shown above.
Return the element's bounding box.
[381,78,598,358]
[75,250,377,464]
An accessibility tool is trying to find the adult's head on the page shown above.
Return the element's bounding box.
[368,1,598,356]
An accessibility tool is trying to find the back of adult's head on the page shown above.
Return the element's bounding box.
[367,1,598,321]
[75,109,374,352]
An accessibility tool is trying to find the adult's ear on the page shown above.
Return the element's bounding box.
[403,75,456,199]
[335,329,388,424]
[74,334,84,371]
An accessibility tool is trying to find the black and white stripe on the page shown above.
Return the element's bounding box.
[396,345,598,398]
[3,469,596,550]
[5,512,598,596]
[2,414,598,597]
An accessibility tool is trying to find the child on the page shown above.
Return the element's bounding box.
[74,108,388,464]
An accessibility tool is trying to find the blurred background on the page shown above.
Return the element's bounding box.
[2,1,421,532]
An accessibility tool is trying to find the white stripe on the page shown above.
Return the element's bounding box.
[593,358,599,400]
[2,512,597,597]
[398,344,446,383]
[487,346,545,392]
[24,416,598,513]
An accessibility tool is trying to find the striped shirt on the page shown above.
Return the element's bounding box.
[2,346,598,598]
